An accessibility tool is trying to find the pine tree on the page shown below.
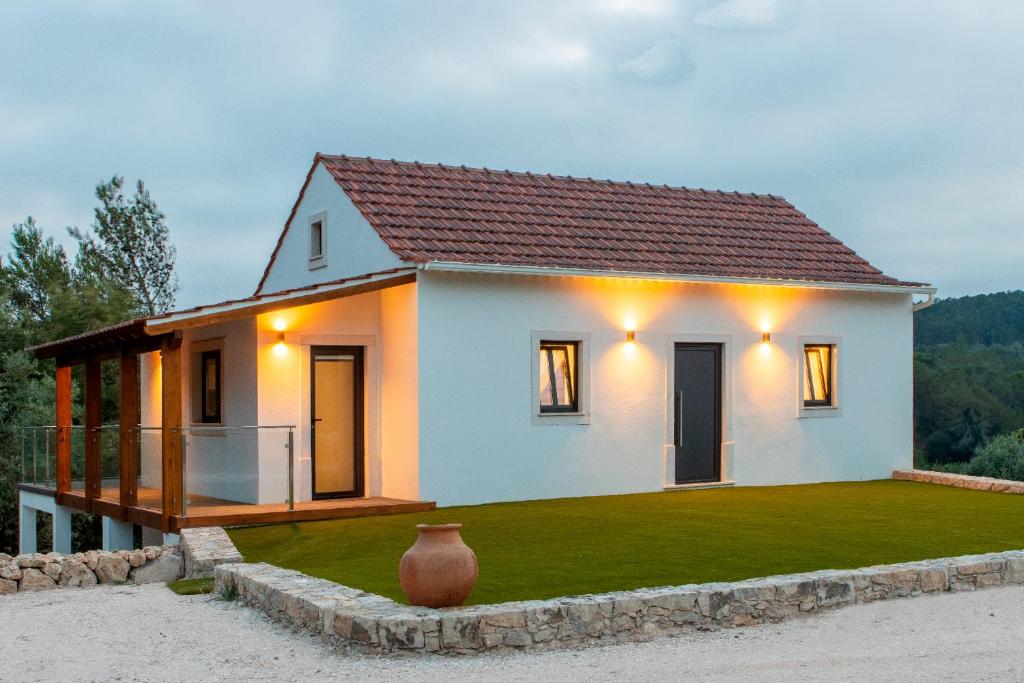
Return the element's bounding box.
[70,176,178,316]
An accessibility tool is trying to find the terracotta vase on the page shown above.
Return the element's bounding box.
[399,523,478,608]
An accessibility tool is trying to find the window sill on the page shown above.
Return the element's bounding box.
[531,412,590,426]
[308,257,326,271]
[798,406,842,419]
[188,423,227,436]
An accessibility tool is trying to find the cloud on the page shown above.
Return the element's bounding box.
[617,38,694,84]
[1,1,1022,302]
[694,0,796,31]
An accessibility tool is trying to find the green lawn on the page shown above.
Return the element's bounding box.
[227,481,1024,605]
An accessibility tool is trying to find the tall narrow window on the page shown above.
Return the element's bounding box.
[539,341,578,413]
[200,350,221,423]
[803,344,833,407]
[309,220,323,260]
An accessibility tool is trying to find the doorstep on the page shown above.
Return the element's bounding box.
[663,480,736,491]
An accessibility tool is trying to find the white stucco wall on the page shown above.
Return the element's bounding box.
[380,282,420,501]
[180,318,259,503]
[257,162,405,294]
[416,271,915,507]
[256,289,386,502]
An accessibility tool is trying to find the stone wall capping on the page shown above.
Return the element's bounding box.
[215,548,1024,655]
[894,469,1024,494]
[180,526,243,578]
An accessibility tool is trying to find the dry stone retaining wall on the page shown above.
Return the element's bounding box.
[215,549,1024,655]
[893,469,1024,493]
[0,545,183,595]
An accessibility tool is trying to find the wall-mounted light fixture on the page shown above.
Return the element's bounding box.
[626,329,636,343]
[761,330,771,343]
[273,329,288,357]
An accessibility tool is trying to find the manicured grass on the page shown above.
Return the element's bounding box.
[227,481,1024,605]
[167,577,214,595]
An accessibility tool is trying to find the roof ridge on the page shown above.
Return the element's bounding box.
[318,153,783,201]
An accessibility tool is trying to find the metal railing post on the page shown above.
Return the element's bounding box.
[287,428,295,511]
[45,428,51,485]
[32,428,38,485]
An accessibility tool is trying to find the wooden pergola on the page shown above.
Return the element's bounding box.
[31,319,184,532]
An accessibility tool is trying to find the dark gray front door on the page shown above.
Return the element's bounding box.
[673,343,722,484]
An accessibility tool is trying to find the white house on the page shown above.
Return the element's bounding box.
[21,154,934,552]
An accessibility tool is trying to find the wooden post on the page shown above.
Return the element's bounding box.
[119,351,139,508]
[160,335,183,529]
[55,365,72,495]
[84,357,102,502]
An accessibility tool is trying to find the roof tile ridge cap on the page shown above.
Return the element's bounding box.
[315,154,779,199]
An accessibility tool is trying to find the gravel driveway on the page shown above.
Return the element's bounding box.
[2,584,1023,681]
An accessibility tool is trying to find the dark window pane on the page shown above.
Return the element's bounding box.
[539,341,578,413]
[200,350,221,423]
[310,221,323,258]
[803,344,832,407]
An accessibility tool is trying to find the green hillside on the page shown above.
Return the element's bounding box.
[914,290,1024,465]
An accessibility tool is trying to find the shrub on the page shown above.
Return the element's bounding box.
[962,429,1024,481]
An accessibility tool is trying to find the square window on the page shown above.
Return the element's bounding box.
[539,341,579,413]
[802,344,834,407]
[309,220,323,260]
[200,350,221,423]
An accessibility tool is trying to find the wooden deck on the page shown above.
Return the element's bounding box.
[19,482,436,533]
[173,496,436,530]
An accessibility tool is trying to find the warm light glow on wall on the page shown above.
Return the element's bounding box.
[272,319,287,332]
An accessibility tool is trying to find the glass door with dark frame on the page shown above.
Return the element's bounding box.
[310,346,364,499]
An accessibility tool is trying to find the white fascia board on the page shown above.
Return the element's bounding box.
[419,261,937,296]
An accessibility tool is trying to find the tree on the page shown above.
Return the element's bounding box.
[0,175,178,554]
[70,176,178,316]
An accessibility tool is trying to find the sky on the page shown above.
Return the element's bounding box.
[1,0,1022,308]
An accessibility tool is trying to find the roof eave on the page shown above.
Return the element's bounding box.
[419,261,936,295]
[145,267,417,333]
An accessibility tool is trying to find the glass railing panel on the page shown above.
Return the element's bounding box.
[20,424,296,516]
[19,427,57,488]
[182,426,295,517]
[69,426,87,495]
[96,425,121,501]
[136,427,163,513]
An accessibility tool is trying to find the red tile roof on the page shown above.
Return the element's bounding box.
[261,154,927,291]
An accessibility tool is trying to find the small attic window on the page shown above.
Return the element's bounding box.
[308,211,327,269]
[309,221,323,259]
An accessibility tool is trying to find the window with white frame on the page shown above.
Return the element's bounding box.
[308,212,327,269]
[532,332,590,424]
